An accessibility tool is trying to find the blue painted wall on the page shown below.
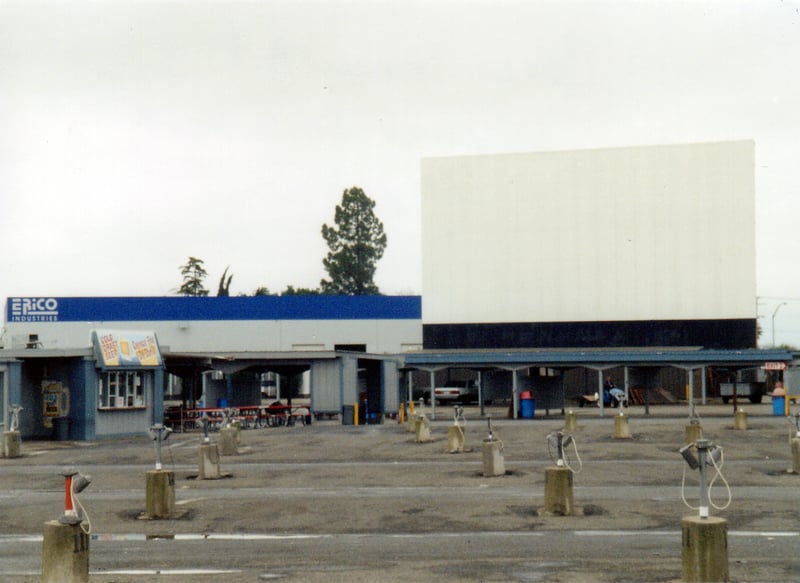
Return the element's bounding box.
[6,295,422,323]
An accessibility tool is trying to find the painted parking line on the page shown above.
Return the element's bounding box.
[0,535,43,542]
[576,530,800,538]
[574,530,676,537]
[93,569,242,575]
[1,529,798,543]
[728,531,800,537]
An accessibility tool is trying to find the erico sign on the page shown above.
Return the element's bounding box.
[10,298,59,322]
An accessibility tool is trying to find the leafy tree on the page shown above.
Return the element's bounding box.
[177,256,209,297]
[281,285,320,296]
[217,266,233,297]
[320,187,387,295]
[252,286,273,296]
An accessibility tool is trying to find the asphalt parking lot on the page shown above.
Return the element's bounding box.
[1,402,799,582]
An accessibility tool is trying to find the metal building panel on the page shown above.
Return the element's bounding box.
[340,356,359,408]
[382,360,400,413]
[310,360,342,413]
[3,317,422,354]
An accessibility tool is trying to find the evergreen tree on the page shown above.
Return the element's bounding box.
[320,187,387,295]
[177,256,209,297]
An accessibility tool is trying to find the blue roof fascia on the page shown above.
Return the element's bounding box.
[6,295,422,323]
[405,349,793,368]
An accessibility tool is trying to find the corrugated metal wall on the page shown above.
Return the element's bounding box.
[382,360,399,413]
[310,360,342,413]
[95,407,151,438]
[340,356,359,409]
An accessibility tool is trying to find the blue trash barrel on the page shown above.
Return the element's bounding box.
[217,398,229,408]
[53,417,70,440]
[520,391,535,419]
[772,395,786,416]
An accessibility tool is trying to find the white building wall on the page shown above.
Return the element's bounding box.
[4,319,422,354]
[421,141,756,324]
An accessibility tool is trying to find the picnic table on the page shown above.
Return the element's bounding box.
[164,403,312,432]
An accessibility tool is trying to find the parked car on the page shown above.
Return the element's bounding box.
[433,380,478,404]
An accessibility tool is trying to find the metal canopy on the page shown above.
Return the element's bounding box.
[404,347,794,419]
[404,348,793,369]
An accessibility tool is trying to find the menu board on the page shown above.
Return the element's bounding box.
[93,330,162,367]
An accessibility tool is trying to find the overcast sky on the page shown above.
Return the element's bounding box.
[2,0,799,346]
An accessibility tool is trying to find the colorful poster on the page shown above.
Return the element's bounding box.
[41,381,69,428]
[93,330,162,367]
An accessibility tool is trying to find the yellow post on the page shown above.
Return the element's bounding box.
[353,402,359,426]
[399,402,405,424]
[613,413,632,439]
[685,421,703,445]
[564,410,577,431]
[409,400,416,415]
[734,408,748,430]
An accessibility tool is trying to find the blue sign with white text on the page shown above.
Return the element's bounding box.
[6,296,421,323]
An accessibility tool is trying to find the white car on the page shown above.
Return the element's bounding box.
[433,381,478,404]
